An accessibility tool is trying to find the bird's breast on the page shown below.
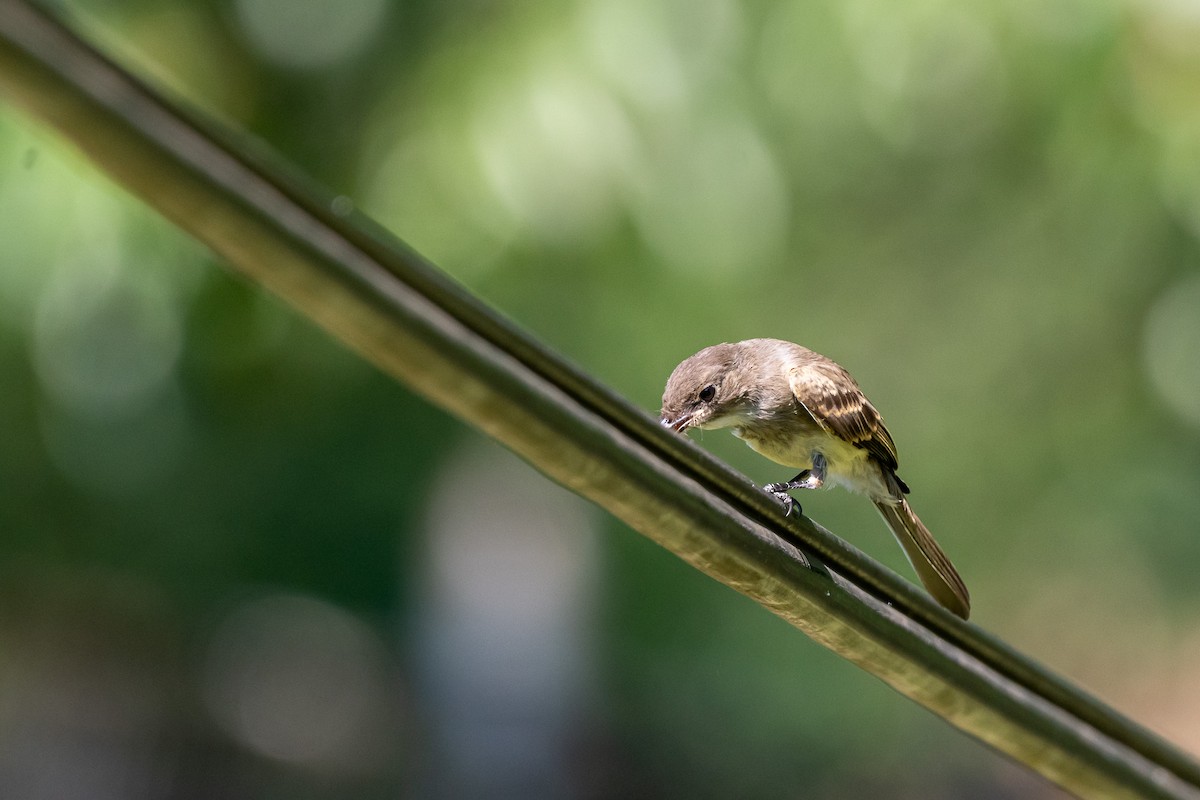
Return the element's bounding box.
[733,413,825,466]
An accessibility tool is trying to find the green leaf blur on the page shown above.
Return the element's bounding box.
[1,0,1199,797]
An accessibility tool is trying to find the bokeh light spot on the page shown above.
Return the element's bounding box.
[841,3,1005,152]
[33,265,183,421]
[418,442,597,795]
[580,0,688,112]
[39,389,191,498]
[202,594,395,768]
[233,0,387,70]
[473,62,636,244]
[1143,272,1200,430]
[632,113,789,278]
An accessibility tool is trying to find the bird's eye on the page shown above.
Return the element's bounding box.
[699,385,716,402]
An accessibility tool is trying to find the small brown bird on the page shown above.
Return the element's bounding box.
[660,338,970,619]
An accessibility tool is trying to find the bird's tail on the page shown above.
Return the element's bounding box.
[873,498,971,620]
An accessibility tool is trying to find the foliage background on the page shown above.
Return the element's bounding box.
[2,0,1200,797]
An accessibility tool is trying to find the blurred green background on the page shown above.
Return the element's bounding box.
[2,0,1200,797]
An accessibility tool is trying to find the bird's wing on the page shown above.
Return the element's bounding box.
[787,359,900,472]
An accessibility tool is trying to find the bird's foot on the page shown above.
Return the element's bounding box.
[763,483,800,516]
[763,455,828,516]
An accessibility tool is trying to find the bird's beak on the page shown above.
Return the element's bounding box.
[660,412,694,433]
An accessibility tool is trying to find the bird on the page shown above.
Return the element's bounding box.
[659,338,970,619]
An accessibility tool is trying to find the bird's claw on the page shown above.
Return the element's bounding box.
[764,484,800,516]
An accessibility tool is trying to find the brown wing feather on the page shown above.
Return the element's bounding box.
[787,359,900,472]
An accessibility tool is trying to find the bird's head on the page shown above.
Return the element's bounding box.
[659,343,756,434]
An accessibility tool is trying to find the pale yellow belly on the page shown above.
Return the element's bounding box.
[734,426,889,498]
